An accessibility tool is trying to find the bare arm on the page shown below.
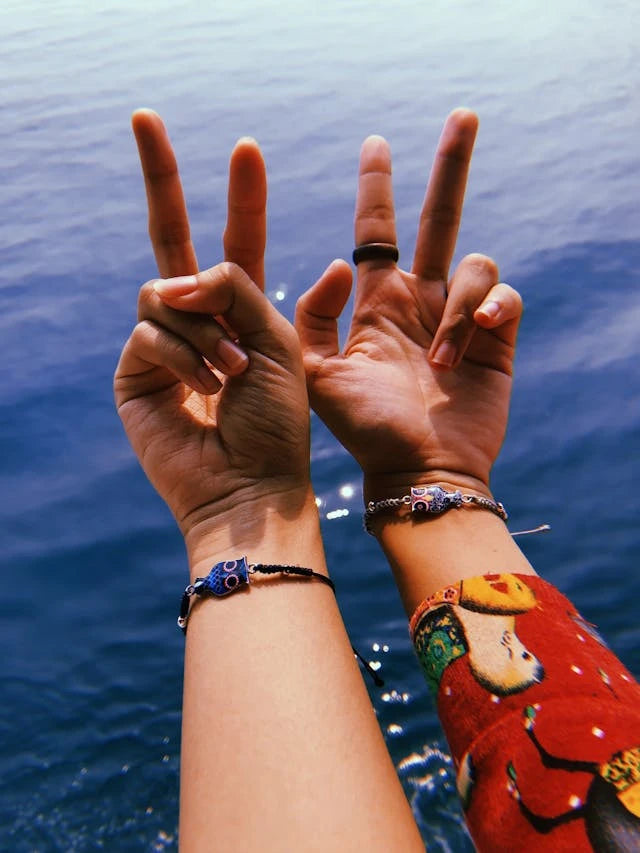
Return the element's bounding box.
[115,112,423,852]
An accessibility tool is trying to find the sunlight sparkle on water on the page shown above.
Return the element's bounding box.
[326,508,349,520]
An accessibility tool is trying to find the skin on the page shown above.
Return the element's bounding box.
[296,110,522,498]
[114,108,537,851]
[294,110,537,612]
[114,110,424,852]
[114,113,302,550]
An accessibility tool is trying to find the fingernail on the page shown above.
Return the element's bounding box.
[431,340,456,368]
[477,300,501,320]
[235,135,258,147]
[153,276,198,297]
[196,366,221,393]
[216,338,249,373]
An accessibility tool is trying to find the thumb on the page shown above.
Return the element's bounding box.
[152,261,298,360]
[294,260,352,366]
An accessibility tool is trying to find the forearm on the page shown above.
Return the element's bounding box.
[367,482,640,852]
[179,487,423,852]
[364,476,536,615]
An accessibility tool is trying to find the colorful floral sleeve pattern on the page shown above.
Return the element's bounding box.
[410,573,640,852]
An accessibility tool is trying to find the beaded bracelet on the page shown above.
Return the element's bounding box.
[364,485,508,535]
[178,557,383,686]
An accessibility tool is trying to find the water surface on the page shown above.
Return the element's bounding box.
[1,1,639,849]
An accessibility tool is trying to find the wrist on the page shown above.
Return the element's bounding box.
[182,484,326,581]
[364,484,506,540]
[366,496,535,615]
[363,469,494,505]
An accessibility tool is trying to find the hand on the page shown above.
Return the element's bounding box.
[114,112,310,549]
[295,110,522,499]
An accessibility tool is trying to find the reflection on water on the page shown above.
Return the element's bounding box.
[399,746,473,852]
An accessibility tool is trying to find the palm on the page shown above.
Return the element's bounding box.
[119,382,227,516]
[117,351,308,524]
[312,267,513,483]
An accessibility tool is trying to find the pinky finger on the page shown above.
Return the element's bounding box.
[474,283,523,335]
[116,320,222,406]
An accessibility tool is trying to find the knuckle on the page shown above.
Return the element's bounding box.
[219,260,242,280]
[137,281,161,320]
[162,336,185,361]
[497,283,523,314]
[357,201,394,223]
[422,202,460,229]
[132,319,156,344]
[146,163,179,183]
[225,200,265,216]
[510,287,524,313]
[507,285,524,311]
[150,218,191,249]
[138,280,157,304]
[444,309,473,337]
[150,326,189,363]
[462,253,499,280]
[222,240,263,263]
[436,147,469,166]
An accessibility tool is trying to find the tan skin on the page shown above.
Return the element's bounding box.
[296,111,522,499]
[114,108,535,849]
[294,111,536,613]
[114,110,424,852]
[114,115,310,545]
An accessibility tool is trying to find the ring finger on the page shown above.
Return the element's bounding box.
[352,134,399,314]
[428,253,500,369]
[138,281,249,377]
[354,135,398,252]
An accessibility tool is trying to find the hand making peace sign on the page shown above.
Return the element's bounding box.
[114,111,311,548]
[295,109,523,500]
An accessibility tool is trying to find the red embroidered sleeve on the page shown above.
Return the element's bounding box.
[410,573,640,852]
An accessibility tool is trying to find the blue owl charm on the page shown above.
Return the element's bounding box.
[177,557,251,631]
[199,557,250,596]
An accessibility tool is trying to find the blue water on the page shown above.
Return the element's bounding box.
[2,0,639,848]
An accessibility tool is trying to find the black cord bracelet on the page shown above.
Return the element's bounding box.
[252,563,336,592]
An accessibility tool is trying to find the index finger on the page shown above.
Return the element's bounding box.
[411,109,479,282]
[223,138,267,291]
[132,109,199,279]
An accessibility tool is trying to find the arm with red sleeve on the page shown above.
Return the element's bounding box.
[374,505,640,852]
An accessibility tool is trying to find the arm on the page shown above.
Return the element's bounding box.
[296,110,640,851]
[370,499,534,615]
[114,111,423,853]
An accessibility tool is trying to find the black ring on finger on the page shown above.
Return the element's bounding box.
[352,242,399,265]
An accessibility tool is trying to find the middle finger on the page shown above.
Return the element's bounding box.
[223,138,267,291]
[411,109,478,283]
